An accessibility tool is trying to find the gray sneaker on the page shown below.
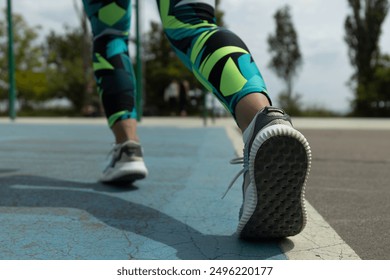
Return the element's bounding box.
[231,107,311,239]
[100,140,148,184]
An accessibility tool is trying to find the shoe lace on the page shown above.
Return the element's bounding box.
[221,152,248,199]
[105,143,118,159]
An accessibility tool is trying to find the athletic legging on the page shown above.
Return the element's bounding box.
[82,0,270,127]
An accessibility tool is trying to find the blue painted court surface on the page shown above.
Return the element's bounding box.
[0,122,286,260]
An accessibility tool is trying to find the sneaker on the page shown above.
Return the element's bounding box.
[100,140,148,184]
[231,107,311,239]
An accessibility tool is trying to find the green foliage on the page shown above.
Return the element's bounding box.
[352,54,390,116]
[267,5,303,114]
[345,0,389,116]
[0,8,95,115]
[374,55,390,103]
[0,10,47,105]
[16,71,49,101]
[44,26,94,113]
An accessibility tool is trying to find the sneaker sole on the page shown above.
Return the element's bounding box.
[238,124,311,239]
[100,162,148,184]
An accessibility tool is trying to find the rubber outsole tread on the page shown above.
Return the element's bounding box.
[239,125,311,239]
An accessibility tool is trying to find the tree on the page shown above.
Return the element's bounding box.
[361,54,390,116]
[0,10,48,108]
[267,5,303,115]
[44,26,93,113]
[41,3,96,116]
[345,0,389,116]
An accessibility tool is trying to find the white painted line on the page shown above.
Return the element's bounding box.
[293,117,390,130]
[281,202,360,260]
[224,124,361,260]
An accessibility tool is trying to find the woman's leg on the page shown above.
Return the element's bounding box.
[156,0,271,131]
[83,0,147,183]
[83,0,138,135]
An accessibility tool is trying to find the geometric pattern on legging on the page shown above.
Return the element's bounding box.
[156,0,271,118]
[82,0,136,127]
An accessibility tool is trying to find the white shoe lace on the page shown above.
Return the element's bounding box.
[105,143,119,159]
[221,156,247,199]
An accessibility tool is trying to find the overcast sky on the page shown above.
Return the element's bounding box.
[1,0,390,113]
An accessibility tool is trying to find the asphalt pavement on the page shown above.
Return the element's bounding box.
[302,128,390,260]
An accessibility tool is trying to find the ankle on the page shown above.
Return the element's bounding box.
[112,119,139,144]
[235,93,271,132]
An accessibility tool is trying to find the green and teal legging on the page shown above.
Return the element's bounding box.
[82,0,271,127]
